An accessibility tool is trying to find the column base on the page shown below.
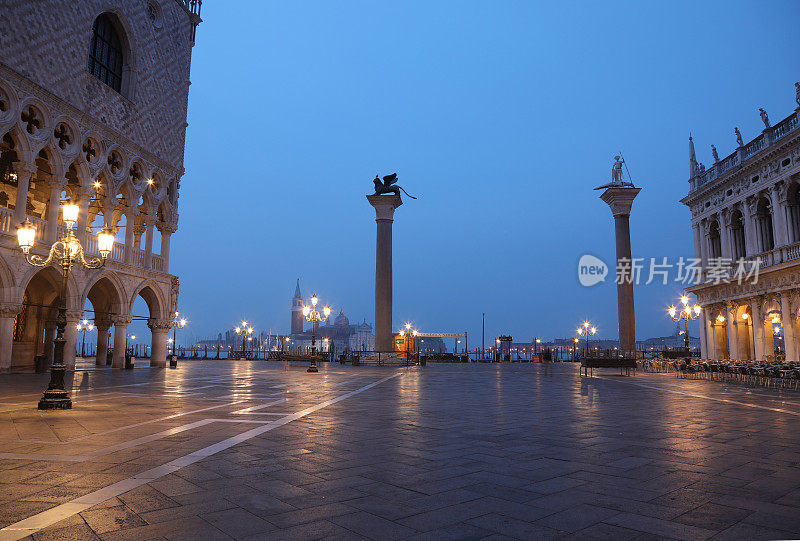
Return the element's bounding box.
[307,366,318,373]
[38,390,72,410]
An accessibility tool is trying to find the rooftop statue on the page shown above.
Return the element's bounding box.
[372,173,417,199]
[711,144,719,162]
[759,108,770,128]
[796,82,800,107]
[594,155,636,190]
[735,127,743,147]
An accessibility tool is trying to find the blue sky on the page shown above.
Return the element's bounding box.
[151,0,800,347]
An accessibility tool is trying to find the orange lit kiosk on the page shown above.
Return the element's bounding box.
[393,332,415,358]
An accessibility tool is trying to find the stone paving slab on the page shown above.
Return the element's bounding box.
[0,362,797,539]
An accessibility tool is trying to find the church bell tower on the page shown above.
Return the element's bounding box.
[291,279,304,335]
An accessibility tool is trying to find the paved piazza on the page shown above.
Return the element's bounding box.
[0,363,799,540]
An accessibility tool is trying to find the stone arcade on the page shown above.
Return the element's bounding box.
[0,1,201,370]
[684,92,800,361]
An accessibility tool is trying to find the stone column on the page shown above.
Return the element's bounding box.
[0,304,21,372]
[744,199,758,256]
[781,293,797,362]
[726,304,739,360]
[143,217,154,269]
[95,320,111,366]
[13,162,37,224]
[772,185,789,249]
[63,312,79,370]
[720,210,732,260]
[699,311,709,359]
[157,222,176,272]
[75,191,92,245]
[124,207,137,264]
[45,182,63,245]
[366,194,403,352]
[749,298,764,361]
[148,319,171,367]
[599,187,641,353]
[111,317,131,368]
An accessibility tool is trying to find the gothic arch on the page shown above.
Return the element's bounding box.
[82,269,127,323]
[130,279,167,320]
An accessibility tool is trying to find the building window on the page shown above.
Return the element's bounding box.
[13,294,28,342]
[708,220,722,259]
[730,209,746,260]
[88,14,124,92]
[755,197,775,253]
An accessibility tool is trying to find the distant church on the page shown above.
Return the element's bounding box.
[290,279,374,352]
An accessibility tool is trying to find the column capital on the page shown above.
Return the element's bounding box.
[94,319,112,330]
[156,221,177,234]
[110,315,132,326]
[366,194,403,222]
[147,318,173,331]
[65,310,83,322]
[599,187,641,217]
[12,161,37,176]
[0,304,23,318]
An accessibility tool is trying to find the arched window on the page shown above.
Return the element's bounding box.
[708,220,722,259]
[88,14,124,92]
[730,209,746,260]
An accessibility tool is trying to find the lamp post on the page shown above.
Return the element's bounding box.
[573,337,579,360]
[171,311,187,356]
[534,337,541,355]
[234,320,253,359]
[303,294,331,373]
[16,201,114,409]
[576,321,597,357]
[668,294,701,351]
[76,319,94,359]
[399,323,418,362]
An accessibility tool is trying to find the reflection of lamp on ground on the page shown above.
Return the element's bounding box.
[576,322,597,357]
[76,319,94,358]
[17,201,114,409]
[303,294,331,373]
[668,294,701,350]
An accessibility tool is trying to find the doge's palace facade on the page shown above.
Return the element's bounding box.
[684,89,800,362]
[0,1,201,371]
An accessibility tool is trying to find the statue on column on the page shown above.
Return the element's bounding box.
[371,173,417,199]
[735,127,744,147]
[759,108,770,128]
[594,155,635,190]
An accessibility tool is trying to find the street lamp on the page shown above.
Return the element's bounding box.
[303,294,331,373]
[573,337,579,361]
[171,311,187,357]
[76,319,94,359]
[17,200,114,409]
[534,337,541,355]
[576,321,597,357]
[399,325,418,361]
[667,293,701,350]
[127,334,136,355]
[234,320,253,359]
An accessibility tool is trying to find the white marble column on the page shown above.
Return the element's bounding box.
[772,186,789,249]
[143,218,154,269]
[749,299,764,361]
[95,320,111,366]
[726,306,739,360]
[45,182,63,245]
[75,191,92,245]
[700,311,711,359]
[743,203,758,256]
[124,207,137,264]
[148,319,171,367]
[0,305,21,372]
[720,211,732,260]
[13,162,37,224]
[781,293,797,362]
[157,223,176,272]
[64,313,79,370]
[112,317,131,368]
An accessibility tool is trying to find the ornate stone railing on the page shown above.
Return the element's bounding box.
[689,110,798,193]
[0,208,166,273]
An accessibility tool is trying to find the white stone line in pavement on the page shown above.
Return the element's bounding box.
[230,399,286,415]
[3,398,252,446]
[600,377,800,416]
[0,372,401,540]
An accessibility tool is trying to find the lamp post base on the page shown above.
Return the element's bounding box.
[38,389,72,410]
[307,365,318,373]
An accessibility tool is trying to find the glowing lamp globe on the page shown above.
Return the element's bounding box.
[302,305,310,317]
[693,305,701,316]
[16,219,36,253]
[323,305,331,318]
[97,227,114,258]
[668,306,677,318]
[62,202,79,227]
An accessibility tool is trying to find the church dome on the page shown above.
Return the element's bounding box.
[334,309,349,326]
